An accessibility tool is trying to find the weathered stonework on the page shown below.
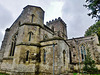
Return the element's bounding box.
[0,5,100,75]
[67,34,100,72]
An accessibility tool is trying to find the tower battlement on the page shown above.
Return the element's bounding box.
[46,17,66,26]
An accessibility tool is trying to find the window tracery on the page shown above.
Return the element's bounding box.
[80,44,86,61]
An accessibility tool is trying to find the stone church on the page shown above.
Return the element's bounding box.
[0,5,100,75]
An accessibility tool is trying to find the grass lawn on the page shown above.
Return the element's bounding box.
[73,73,100,75]
[0,72,9,75]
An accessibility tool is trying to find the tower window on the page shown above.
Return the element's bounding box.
[10,35,16,56]
[12,41,16,56]
[10,42,14,56]
[28,32,33,41]
[26,51,29,61]
[31,14,34,23]
[63,50,66,65]
[43,49,46,63]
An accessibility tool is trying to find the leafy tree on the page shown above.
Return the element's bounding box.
[83,48,98,74]
[84,0,100,20]
[85,21,100,42]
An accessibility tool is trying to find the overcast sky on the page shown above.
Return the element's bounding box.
[0,0,95,46]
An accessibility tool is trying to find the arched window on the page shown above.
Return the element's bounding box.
[83,46,86,60]
[43,49,46,63]
[26,51,29,61]
[12,41,16,56]
[80,44,86,61]
[10,35,16,56]
[28,32,33,41]
[81,46,84,61]
[31,14,34,23]
[10,42,14,56]
[63,50,66,65]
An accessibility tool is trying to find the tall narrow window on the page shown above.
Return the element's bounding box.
[28,32,33,41]
[12,41,16,56]
[31,14,34,23]
[10,42,14,56]
[29,33,31,41]
[26,51,29,61]
[69,50,72,64]
[10,35,16,56]
[83,46,86,60]
[81,44,86,61]
[63,50,66,65]
[43,49,46,63]
[81,47,84,61]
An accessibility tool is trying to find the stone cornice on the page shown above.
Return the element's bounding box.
[40,37,70,47]
[16,42,41,47]
[3,57,13,60]
[20,23,54,35]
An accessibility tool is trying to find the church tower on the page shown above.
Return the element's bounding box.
[0,5,45,74]
[46,17,68,40]
[0,5,70,75]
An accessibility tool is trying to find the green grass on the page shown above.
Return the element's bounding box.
[0,72,9,75]
[73,73,100,75]
[73,73,77,75]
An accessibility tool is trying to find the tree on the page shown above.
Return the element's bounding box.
[85,21,100,42]
[83,48,98,74]
[84,0,100,20]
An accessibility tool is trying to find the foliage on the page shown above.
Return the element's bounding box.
[83,48,98,74]
[0,72,9,75]
[84,0,100,20]
[85,21,100,41]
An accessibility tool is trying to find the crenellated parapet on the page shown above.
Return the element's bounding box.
[46,17,66,26]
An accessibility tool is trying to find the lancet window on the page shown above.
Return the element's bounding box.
[43,49,46,63]
[26,51,29,61]
[80,44,86,61]
[10,35,17,56]
[28,32,33,41]
[63,50,66,65]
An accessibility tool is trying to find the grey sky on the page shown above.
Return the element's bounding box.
[62,0,95,38]
[0,0,95,46]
